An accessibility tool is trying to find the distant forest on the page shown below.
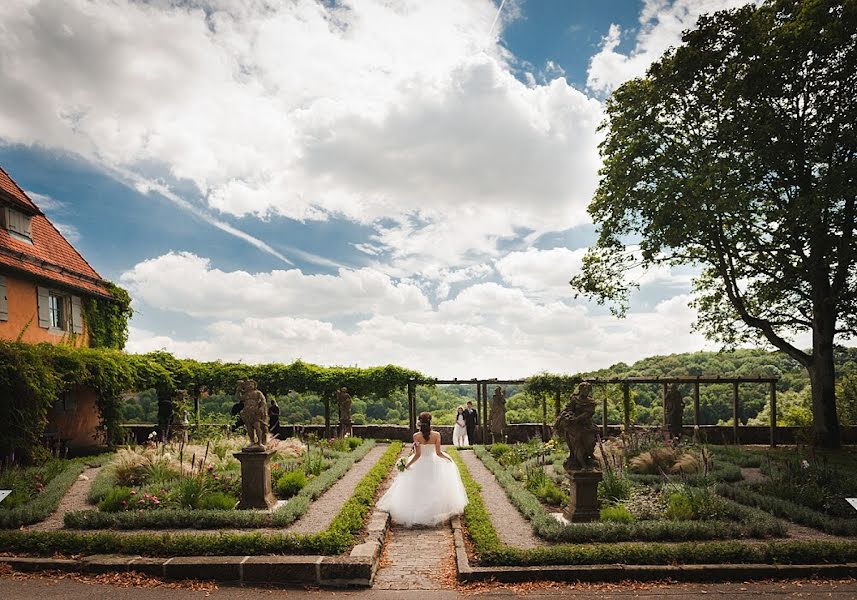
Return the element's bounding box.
[120,347,857,428]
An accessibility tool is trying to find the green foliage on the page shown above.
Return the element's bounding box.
[598,469,633,503]
[717,482,857,537]
[197,492,237,511]
[82,282,133,350]
[570,0,857,446]
[275,470,307,498]
[66,440,377,530]
[168,476,216,509]
[97,487,134,512]
[600,504,635,523]
[0,459,66,509]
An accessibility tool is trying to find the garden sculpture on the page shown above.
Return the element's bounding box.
[489,386,507,441]
[337,387,353,437]
[236,379,268,450]
[664,384,684,438]
[555,382,598,471]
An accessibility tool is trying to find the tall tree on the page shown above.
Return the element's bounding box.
[571,0,857,447]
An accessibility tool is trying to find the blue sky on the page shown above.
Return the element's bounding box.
[0,0,765,377]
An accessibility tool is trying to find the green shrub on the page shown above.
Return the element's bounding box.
[599,470,634,502]
[600,504,635,523]
[65,440,377,531]
[535,481,567,506]
[98,487,134,512]
[276,470,307,498]
[197,492,237,510]
[168,476,216,509]
[664,492,694,521]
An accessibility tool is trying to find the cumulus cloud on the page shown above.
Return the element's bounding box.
[119,251,430,320]
[587,0,758,93]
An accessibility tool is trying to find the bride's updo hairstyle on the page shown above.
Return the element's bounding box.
[418,411,432,441]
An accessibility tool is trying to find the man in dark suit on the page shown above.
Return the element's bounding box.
[463,400,478,445]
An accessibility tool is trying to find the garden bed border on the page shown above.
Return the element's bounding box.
[0,508,392,587]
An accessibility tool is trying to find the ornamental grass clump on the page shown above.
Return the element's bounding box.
[600,504,635,523]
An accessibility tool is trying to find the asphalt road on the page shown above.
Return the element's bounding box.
[1,575,856,599]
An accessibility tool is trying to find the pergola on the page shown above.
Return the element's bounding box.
[406,375,780,447]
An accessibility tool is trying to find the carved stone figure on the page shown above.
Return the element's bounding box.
[336,387,352,437]
[664,384,684,438]
[236,379,268,450]
[554,382,598,471]
[489,386,507,440]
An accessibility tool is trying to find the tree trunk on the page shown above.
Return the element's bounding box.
[808,313,840,448]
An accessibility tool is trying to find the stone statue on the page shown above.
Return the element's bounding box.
[336,387,352,437]
[554,382,598,471]
[664,384,684,438]
[236,379,268,450]
[489,386,507,441]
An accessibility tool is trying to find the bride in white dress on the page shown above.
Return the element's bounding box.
[452,405,469,447]
[377,411,468,526]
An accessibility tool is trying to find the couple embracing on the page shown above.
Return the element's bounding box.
[453,400,478,446]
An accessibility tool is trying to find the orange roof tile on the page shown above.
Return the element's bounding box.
[0,166,111,298]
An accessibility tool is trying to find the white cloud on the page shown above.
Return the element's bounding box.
[119,251,431,320]
[495,247,587,300]
[0,0,602,271]
[123,253,711,377]
[587,0,758,93]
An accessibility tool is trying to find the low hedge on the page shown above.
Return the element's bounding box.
[717,482,857,537]
[626,463,743,485]
[454,448,857,567]
[473,446,784,543]
[65,440,377,530]
[0,455,113,529]
[0,442,402,556]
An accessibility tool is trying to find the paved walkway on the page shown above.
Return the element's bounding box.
[29,466,101,531]
[459,450,545,549]
[373,525,454,590]
[3,572,857,598]
[286,444,388,534]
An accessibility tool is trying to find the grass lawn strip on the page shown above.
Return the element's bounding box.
[0,441,402,557]
[64,439,377,530]
[450,447,857,567]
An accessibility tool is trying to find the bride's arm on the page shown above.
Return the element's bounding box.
[406,438,422,468]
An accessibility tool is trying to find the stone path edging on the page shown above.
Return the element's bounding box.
[451,517,857,583]
[0,509,392,588]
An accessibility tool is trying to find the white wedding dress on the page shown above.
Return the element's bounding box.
[377,442,468,527]
[452,416,469,446]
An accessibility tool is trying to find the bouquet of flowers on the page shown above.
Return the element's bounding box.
[396,457,408,472]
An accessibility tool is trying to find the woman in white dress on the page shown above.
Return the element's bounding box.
[452,405,470,447]
[377,411,468,527]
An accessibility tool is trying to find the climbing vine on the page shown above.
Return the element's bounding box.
[82,282,133,350]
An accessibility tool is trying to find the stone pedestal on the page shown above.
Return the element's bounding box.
[564,470,602,522]
[233,449,276,510]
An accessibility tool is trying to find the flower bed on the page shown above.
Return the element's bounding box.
[450,448,857,567]
[474,446,784,543]
[0,455,113,529]
[65,438,376,530]
[1,442,403,557]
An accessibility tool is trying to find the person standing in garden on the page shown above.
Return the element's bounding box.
[463,400,478,445]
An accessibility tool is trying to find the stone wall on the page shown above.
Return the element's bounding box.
[45,387,101,450]
[120,422,857,445]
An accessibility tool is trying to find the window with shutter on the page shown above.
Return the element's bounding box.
[0,275,7,322]
[6,208,33,243]
[71,295,83,334]
[37,286,51,328]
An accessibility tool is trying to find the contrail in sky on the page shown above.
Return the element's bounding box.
[487,0,507,44]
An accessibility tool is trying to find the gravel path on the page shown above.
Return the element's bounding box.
[286,444,389,534]
[30,466,101,531]
[459,450,545,549]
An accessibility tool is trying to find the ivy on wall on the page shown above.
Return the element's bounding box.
[82,282,133,350]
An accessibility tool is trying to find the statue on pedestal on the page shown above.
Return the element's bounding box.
[336,387,352,437]
[554,381,601,522]
[664,384,684,438]
[555,382,598,472]
[236,380,268,451]
[489,386,507,441]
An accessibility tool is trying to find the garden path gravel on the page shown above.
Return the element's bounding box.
[459,450,545,549]
[29,466,101,531]
[373,524,453,590]
[286,444,389,534]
